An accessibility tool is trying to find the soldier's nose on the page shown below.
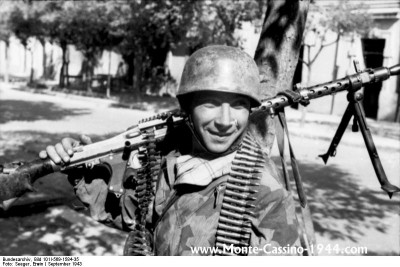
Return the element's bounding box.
[215,103,234,129]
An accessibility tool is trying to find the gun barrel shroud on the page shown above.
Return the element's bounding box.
[258,64,399,112]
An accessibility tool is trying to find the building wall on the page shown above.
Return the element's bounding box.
[0,37,123,82]
[301,0,400,121]
[373,17,400,121]
[303,32,367,116]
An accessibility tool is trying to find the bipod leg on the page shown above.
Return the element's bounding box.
[352,95,400,198]
[319,103,353,164]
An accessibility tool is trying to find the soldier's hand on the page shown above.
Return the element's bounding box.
[39,135,92,165]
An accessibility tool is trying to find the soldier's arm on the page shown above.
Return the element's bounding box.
[39,136,139,232]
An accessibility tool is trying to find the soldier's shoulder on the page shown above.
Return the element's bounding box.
[158,123,192,156]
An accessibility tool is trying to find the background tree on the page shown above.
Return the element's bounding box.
[251,0,315,250]
[66,2,124,92]
[7,4,32,76]
[6,1,51,83]
[2,0,265,95]
[29,2,53,80]
[252,0,310,151]
[186,0,265,50]
[40,1,76,88]
[114,0,264,96]
[112,0,197,97]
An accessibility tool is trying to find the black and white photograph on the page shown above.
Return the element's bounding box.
[0,0,399,261]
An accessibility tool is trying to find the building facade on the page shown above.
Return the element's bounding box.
[299,0,400,122]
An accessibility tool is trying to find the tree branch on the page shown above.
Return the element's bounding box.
[298,56,309,67]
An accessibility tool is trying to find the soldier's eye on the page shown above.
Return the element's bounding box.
[196,97,220,107]
[202,100,219,108]
[232,99,250,109]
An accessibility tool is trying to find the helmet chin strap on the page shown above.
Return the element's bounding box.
[185,115,245,158]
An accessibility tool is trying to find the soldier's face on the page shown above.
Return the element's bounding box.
[190,91,251,154]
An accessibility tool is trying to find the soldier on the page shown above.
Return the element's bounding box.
[40,45,300,255]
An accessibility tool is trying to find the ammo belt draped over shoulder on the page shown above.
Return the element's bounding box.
[124,126,264,256]
[124,128,160,256]
[214,132,264,256]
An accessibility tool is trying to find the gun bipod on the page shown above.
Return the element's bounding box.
[319,88,400,199]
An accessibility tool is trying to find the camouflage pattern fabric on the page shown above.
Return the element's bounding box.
[70,129,300,256]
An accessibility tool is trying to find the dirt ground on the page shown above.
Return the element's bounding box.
[0,83,399,256]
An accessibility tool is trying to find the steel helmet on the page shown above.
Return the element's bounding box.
[177,45,262,109]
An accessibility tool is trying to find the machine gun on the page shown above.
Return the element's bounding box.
[0,110,185,207]
[1,62,399,207]
[257,60,400,199]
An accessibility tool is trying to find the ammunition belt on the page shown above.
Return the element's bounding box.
[124,128,161,256]
[138,109,185,123]
[215,132,264,256]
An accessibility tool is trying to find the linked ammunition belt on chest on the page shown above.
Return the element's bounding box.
[123,128,160,256]
[214,132,264,256]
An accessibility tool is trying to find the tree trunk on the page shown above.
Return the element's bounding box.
[59,43,67,88]
[65,46,70,87]
[4,41,9,83]
[86,60,92,93]
[107,50,111,98]
[132,51,143,100]
[250,0,316,254]
[24,45,27,74]
[40,39,47,79]
[122,53,134,85]
[251,0,310,152]
[59,64,64,88]
[29,49,34,83]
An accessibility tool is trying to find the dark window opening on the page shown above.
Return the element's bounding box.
[361,38,386,119]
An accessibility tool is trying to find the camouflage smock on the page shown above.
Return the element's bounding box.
[70,125,300,256]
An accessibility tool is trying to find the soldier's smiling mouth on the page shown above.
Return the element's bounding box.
[208,131,234,138]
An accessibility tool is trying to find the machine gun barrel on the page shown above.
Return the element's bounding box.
[259,64,399,111]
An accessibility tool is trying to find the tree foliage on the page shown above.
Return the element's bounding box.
[186,0,265,49]
[7,2,46,46]
[59,1,125,90]
[0,1,18,43]
[0,1,17,82]
[2,0,264,93]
